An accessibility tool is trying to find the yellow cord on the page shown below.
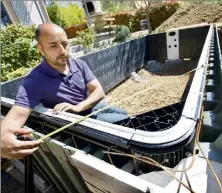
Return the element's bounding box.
[103,104,222,192]
[36,65,222,192]
[39,84,161,141]
[39,66,199,141]
[103,151,195,193]
[196,121,222,192]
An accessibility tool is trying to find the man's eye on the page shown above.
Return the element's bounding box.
[51,45,56,48]
[62,43,68,48]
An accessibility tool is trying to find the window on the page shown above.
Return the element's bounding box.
[1,2,12,28]
[10,1,32,25]
[82,1,95,14]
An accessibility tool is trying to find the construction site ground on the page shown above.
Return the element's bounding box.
[106,68,190,116]
[107,2,222,116]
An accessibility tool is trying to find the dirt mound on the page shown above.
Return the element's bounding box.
[154,3,222,33]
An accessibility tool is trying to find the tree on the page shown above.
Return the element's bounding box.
[101,1,121,13]
[131,0,152,34]
[101,1,134,14]
[59,4,85,27]
[46,2,66,27]
[47,3,86,28]
[1,24,41,82]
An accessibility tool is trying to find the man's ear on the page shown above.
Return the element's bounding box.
[37,44,45,56]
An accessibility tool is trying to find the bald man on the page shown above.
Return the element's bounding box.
[1,23,128,158]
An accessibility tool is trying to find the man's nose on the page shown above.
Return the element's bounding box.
[59,44,66,54]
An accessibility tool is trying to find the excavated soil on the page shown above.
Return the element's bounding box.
[106,68,191,116]
[154,3,222,33]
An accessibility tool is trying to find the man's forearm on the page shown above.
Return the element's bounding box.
[77,88,105,112]
[1,106,31,131]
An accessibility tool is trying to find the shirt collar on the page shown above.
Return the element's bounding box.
[40,58,79,76]
[40,59,60,76]
[68,58,79,74]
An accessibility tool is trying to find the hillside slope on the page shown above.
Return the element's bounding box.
[154,3,222,32]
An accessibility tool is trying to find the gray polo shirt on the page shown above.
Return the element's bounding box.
[15,58,95,111]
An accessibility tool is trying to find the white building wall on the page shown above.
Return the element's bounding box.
[26,1,43,25]
[93,1,102,13]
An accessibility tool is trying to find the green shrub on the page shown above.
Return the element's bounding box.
[4,67,32,81]
[113,25,130,42]
[64,22,88,39]
[46,3,66,28]
[59,4,85,27]
[47,3,85,28]
[101,1,135,14]
[72,28,95,50]
[101,1,122,14]
[1,23,41,82]
[107,11,135,31]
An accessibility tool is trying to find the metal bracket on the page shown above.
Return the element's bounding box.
[166,30,179,59]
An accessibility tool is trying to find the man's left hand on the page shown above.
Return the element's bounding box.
[53,103,82,114]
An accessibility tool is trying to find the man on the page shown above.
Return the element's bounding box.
[1,23,128,158]
[14,22,128,122]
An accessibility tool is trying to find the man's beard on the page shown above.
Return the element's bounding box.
[55,54,69,66]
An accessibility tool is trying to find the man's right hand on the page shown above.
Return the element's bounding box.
[1,127,42,159]
[53,102,82,114]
